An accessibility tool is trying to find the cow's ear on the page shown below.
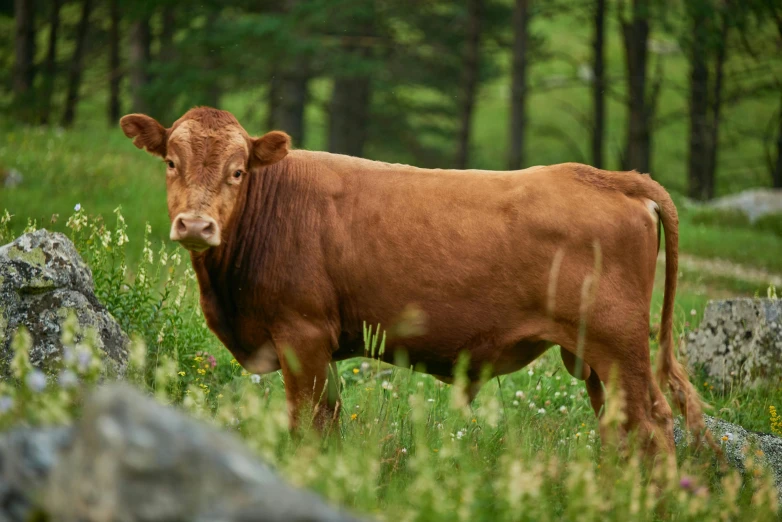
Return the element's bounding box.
[251,131,290,167]
[119,114,168,158]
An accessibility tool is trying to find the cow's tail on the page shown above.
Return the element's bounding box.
[637,177,711,447]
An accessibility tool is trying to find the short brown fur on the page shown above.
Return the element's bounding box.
[120,107,706,455]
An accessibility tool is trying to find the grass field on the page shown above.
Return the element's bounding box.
[1,178,781,520]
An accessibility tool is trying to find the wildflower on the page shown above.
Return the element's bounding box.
[194,356,203,363]
[250,374,261,384]
[427,398,434,402]
[471,418,477,423]
[58,370,78,388]
[559,406,567,414]
[74,203,81,212]
[77,350,92,372]
[528,401,536,409]
[352,368,360,374]
[721,432,734,442]
[401,448,407,454]
[381,380,393,390]
[178,371,186,377]
[680,476,693,490]
[350,413,358,420]
[26,370,46,392]
[690,309,697,316]
[575,432,581,438]
[207,355,217,368]
[537,408,546,415]
[197,368,206,375]
[515,390,525,399]
[433,449,439,452]
[512,400,519,406]
[527,369,534,376]
[585,444,592,450]
[554,392,560,397]
[770,406,781,436]
[0,396,13,414]
[360,362,370,371]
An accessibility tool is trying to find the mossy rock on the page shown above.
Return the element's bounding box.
[0,230,128,376]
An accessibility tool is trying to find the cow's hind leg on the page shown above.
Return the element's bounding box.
[586,338,675,458]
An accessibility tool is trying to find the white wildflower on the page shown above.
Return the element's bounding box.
[26,370,46,392]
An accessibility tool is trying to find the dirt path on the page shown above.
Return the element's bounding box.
[658,252,782,287]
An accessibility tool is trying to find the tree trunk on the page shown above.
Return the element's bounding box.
[267,69,280,131]
[108,0,121,124]
[620,0,651,173]
[507,0,530,170]
[271,64,309,147]
[455,0,484,169]
[61,0,92,127]
[774,94,782,189]
[129,17,152,114]
[704,19,728,199]
[40,0,61,125]
[329,76,372,157]
[13,0,37,121]
[687,7,710,201]
[591,0,606,168]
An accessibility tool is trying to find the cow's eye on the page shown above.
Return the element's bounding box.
[166,160,175,169]
[233,170,242,179]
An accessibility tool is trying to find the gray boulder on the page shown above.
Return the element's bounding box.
[0,230,128,375]
[0,427,72,522]
[682,298,782,390]
[675,414,782,504]
[46,384,360,521]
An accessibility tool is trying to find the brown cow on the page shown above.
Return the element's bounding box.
[120,107,705,455]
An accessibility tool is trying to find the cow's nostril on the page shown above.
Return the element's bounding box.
[176,219,187,234]
[202,222,215,237]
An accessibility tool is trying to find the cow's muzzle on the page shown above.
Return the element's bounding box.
[170,214,221,252]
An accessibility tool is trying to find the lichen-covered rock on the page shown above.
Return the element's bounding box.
[45,384,360,522]
[0,230,128,375]
[674,414,782,504]
[0,427,72,522]
[682,298,782,390]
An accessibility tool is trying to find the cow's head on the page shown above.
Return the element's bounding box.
[119,107,290,252]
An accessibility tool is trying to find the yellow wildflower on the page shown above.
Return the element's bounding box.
[178,371,185,376]
[352,368,360,374]
[350,413,358,420]
[194,356,203,362]
[197,368,206,375]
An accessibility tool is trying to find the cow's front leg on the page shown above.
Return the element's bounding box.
[272,321,340,433]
